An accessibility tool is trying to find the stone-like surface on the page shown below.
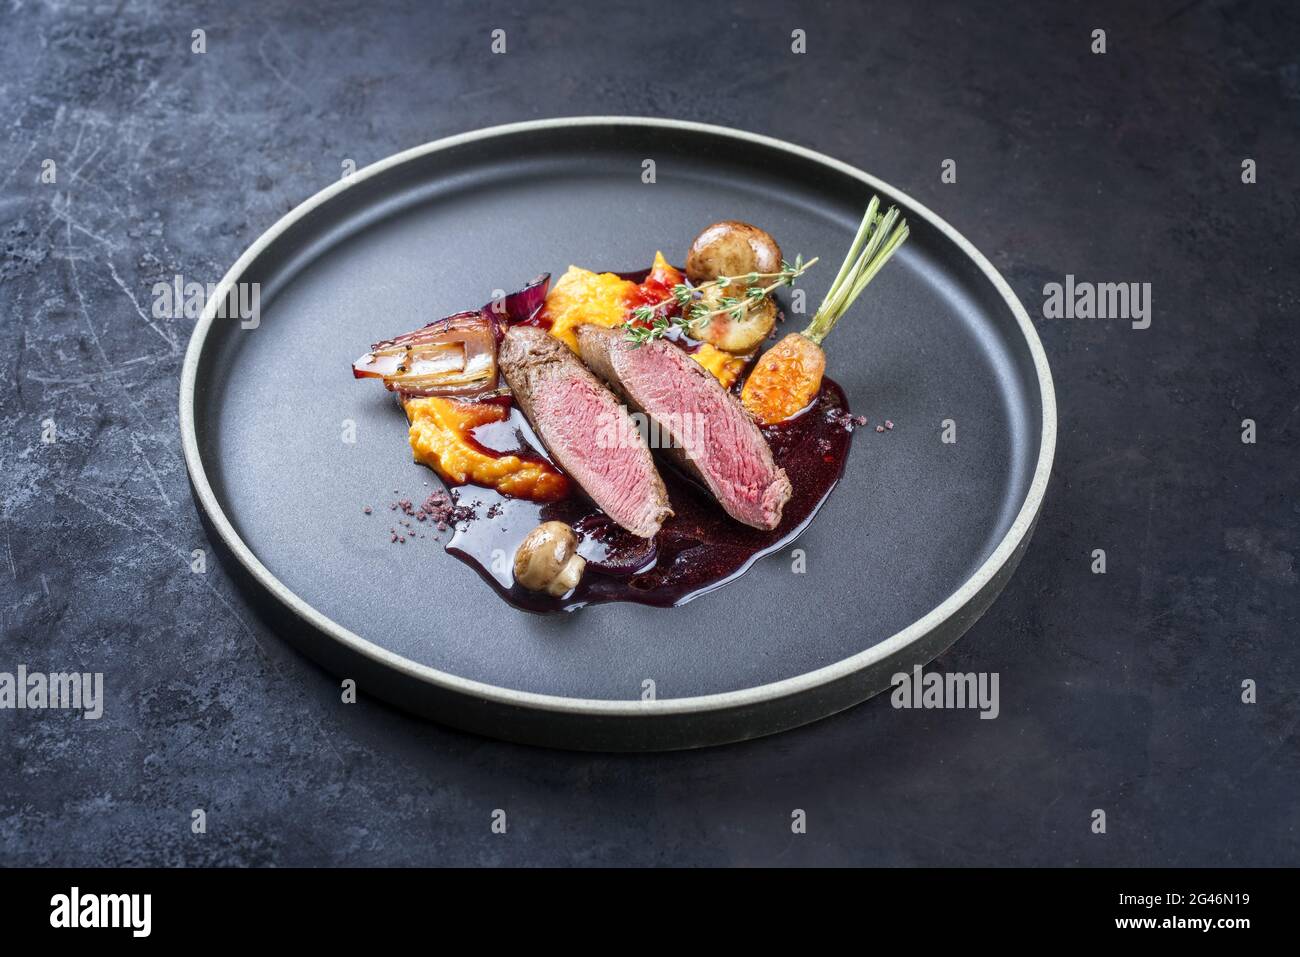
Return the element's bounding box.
[1,0,1296,865]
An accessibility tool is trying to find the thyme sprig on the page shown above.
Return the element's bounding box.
[621,257,818,346]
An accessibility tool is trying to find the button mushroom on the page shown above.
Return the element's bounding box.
[513,521,586,596]
[685,221,783,291]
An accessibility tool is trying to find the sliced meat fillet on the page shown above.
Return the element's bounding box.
[499,325,671,538]
[575,324,792,530]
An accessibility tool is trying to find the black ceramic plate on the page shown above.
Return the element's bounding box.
[181,118,1055,750]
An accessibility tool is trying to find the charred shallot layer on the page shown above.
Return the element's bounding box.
[577,324,792,531]
[352,275,549,397]
[499,325,671,539]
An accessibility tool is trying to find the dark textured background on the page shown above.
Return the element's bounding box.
[1,0,1297,866]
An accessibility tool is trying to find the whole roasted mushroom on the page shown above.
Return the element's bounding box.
[513,521,586,596]
[685,221,783,291]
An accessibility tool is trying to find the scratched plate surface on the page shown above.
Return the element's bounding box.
[189,123,1043,704]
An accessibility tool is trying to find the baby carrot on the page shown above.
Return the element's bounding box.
[742,197,909,424]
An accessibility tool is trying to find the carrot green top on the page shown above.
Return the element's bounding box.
[802,196,909,346]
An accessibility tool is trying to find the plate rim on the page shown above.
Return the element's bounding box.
[179,115,1058,719]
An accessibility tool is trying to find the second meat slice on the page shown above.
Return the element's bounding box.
[575,325,793,531]
[499,325,672,539]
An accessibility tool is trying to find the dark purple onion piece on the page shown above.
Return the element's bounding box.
[482,273,550,325]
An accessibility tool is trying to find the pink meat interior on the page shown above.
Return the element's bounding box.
[531,374,662,533]
[615,344,784,528]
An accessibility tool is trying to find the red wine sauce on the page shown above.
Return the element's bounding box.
[443,378,854,613]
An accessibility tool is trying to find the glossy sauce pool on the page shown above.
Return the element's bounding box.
[441,378,856,612]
